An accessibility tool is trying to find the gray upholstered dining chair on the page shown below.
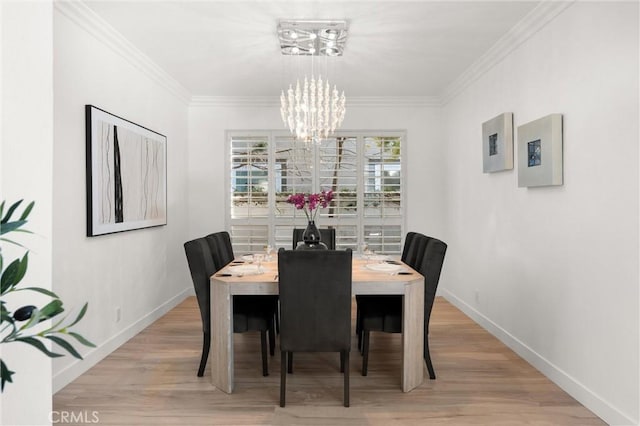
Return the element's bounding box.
[205,231,234,268]
[356,232,430,351]
[206,231,278,353]
[357,236,447,379]
[400,231,418,263]
[184,236,277,377]
[292,228,336,250]
[277,249,352,407]
[403,232,429,270]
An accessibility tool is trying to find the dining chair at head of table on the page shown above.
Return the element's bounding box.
[357,235,447,379]
[277,249,353,407]
[184,236,277,378]
[292,228,336,250]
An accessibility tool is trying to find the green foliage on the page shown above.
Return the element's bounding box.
[0,200,95,392]
[373,137,401,158]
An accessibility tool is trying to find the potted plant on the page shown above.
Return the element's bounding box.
[0,199,94,391]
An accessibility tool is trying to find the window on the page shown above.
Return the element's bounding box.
[228,131,404,255]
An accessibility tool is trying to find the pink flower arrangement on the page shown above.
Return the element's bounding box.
[286,190,334,221]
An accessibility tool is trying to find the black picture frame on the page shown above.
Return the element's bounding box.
[86,105,167,236]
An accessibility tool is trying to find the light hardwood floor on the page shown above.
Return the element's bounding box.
[53,297,605,425]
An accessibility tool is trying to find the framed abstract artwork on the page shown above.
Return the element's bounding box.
[517,114,563,187]
[85,105,167,236]
[482,112,513,173]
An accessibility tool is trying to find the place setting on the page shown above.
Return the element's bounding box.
[357,243,411,275]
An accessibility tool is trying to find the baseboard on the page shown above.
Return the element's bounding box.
[440,289,636,426]
[53,287,194,393]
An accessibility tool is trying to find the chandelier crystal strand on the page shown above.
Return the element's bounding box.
[323,81,330,138]
[310,76,316,136]
[330,85,338,132]
[339,90,346,127]
[317,76,324,135]
[295,80,302,138]
[287,85,295,132]
[303,77,310,140]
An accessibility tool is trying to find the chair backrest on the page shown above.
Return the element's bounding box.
[292,228,336,249]
[205,231,235,270]
[278,249,352,352]
[401,232,418,262]
[416,237,447,332]
[405,233,429,270]
[184,237,217,332]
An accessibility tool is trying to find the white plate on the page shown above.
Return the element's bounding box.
[241,255,254,262]
[227,264,262,276]
[365,263,402,273]
[367,254,390,261]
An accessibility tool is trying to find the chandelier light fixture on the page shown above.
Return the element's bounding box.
[278,20,348,143]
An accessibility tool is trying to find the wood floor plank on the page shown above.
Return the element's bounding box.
[53,297,604,425]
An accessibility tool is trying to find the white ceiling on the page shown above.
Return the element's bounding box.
[85,1,539,98]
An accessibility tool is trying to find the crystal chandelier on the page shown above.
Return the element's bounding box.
[278,20,348,142]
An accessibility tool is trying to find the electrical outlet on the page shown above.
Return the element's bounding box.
[115,307,121,323]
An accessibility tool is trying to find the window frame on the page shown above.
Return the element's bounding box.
[225,129,407,254]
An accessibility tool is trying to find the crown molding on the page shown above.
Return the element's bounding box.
[440,0,575,106]
[347,96,442,108]
[190,96,279,108]
[190,95,442,108]
[54,0,192,105]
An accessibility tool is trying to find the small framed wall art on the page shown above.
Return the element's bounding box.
[86,105,167,236]
[482,112,513,173]
[517,113,563,187]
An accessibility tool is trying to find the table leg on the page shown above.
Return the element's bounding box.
[211,279,234,393]
[402,279,424,392]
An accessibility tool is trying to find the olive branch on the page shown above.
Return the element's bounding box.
[0,200,95,392]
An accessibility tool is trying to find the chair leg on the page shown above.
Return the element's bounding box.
[361,330,370,376]
[425,338,436,380]
[260,330,268,376]
[356,305,362,352]
[268,320,276,356]
[280,352,287,407]
[343,350,350,407]
[287,352,293,374]
[340,351,345,373]
[197,331,210,377]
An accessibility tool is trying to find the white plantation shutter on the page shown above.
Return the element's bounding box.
[227,131,404,255]
[273,135,313,220]
[230,224,269,254]
[363,136,402,218]
[362,136,403,254]
[230,135,269,219]
[319,137,358,219]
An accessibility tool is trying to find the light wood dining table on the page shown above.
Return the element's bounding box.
[210,255,424,393]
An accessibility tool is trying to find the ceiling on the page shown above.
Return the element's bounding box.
[85,1,540,98]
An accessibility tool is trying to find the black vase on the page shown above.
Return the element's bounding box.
[297,221,328,250]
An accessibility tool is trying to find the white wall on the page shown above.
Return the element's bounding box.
[187,101,446,240]
[1,2,54,425]
[440,3,638,425]
[51,6,191,391]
